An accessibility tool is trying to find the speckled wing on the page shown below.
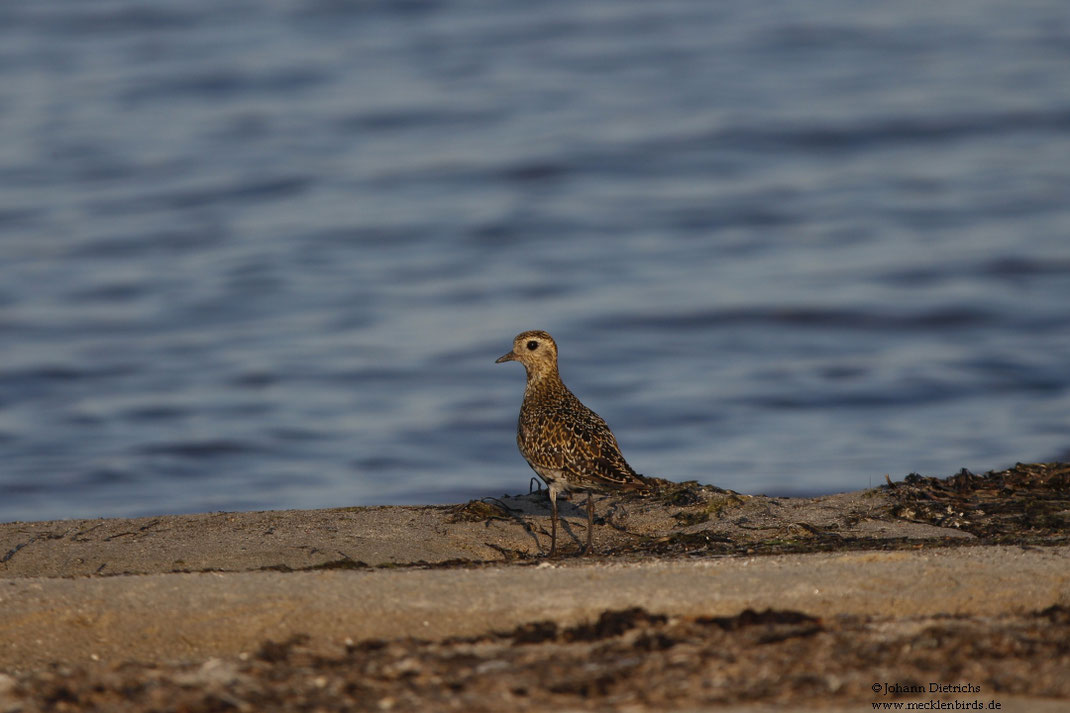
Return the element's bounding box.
[520,392,648,493]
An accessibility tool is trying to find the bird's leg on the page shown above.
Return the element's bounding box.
[548,487,558,558]
[583,491,594,555]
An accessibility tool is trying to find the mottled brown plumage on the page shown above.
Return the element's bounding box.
[496,330,650,556]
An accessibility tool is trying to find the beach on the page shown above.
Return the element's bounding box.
[1,463,1067,712]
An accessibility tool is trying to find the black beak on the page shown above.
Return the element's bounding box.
[495,351,517,364]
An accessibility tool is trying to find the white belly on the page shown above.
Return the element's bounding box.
[527,464,572,497]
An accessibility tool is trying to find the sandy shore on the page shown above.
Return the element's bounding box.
[1,462,1068,712]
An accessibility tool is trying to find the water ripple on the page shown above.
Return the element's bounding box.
[590,306,1004,332]
[650,109,1070,155]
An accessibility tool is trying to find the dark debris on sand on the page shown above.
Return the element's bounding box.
[329,463,1069,564]
[606,462,1070,558]
[887,462,1070,543]
[7,606,1070,712]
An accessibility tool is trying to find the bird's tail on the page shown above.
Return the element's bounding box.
[633,474,680,497]
[630,474,658,497]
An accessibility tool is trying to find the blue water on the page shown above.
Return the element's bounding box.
[2,0,1069,523]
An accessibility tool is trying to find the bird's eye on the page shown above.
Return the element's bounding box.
[526,340,539,351]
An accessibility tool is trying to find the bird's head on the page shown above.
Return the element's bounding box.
[495,330,559,380]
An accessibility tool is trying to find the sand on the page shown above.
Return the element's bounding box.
[1,463,1068,712]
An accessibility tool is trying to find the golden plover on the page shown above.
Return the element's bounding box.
[496,330,650,556]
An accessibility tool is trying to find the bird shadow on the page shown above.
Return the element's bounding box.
[510,491,595,554]
[457,491,627,556]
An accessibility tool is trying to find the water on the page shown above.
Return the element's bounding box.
[2,0,1069,523]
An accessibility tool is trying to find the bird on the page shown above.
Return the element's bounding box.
[496,330,650,556]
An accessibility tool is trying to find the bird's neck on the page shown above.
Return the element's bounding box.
[523,364,563,396]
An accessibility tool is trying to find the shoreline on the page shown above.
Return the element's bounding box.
[1,462,1068,712]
